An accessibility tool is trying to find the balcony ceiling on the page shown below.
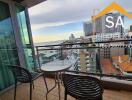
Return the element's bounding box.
[14,0,46,8]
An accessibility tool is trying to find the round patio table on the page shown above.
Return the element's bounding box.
[41,61,71,100]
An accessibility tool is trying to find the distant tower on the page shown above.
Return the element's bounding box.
[69,34,75,40]
[92,9,100,35]
[130,25,132,32]
[128,25,132,36]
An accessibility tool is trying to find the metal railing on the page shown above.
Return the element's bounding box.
[35,39,132,80]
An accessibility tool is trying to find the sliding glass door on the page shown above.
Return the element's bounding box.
[0,1,19,91]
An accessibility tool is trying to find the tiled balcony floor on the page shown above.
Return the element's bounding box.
[0,77,132,100]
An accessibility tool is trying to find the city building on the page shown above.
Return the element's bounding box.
[79,50,87,72]
[84,13,124,37]
[83,21,93,36]
[69,33,75,40]
[96,13,124,34]
[128,25,132,36]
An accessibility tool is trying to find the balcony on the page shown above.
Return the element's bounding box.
[0,1,132,100]
[0,76,132,100]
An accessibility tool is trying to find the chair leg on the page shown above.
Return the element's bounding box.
[99,96,103,100]
[30,82,32,100]
[32,82,35,90]
[64,90,67,100]
[14,81,17,100]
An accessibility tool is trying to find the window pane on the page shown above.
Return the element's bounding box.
[15,4,34,71]
[15,5,30,45]
[0,1,19,91]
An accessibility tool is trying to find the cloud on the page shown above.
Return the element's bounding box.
[28,0,132,31]
[28,0,107,30]
[31,20,83,31]
[31,22,66,31]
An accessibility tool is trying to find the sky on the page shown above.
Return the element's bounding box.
[28,0,132,43]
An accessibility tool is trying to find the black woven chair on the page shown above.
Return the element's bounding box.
[62,73,104,100]
[8,65,44,100]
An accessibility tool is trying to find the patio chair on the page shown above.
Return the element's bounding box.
[8,65,45,100]
[62,73,104,100]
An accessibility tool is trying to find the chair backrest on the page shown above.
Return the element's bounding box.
[8,65,32,83]
[62,73,103,100]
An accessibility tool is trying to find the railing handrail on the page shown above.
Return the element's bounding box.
[36,47,101,51]
[35,39,132,48]
[67,70,132,80]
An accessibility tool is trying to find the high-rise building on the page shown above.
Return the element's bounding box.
[101,13,124,33]
[83,21,93,36]
[130,25,132,32]
[69,33,75,40]
[83,13,124,36]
